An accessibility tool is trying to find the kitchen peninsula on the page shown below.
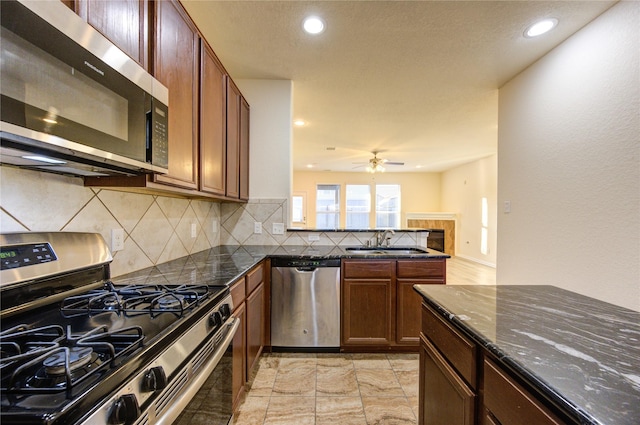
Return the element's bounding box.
[414,285,640,425]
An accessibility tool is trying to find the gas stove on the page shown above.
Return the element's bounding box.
[0,232,237,425]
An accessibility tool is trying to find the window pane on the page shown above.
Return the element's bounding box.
[316,184,340,229]
[292,196,304,223]
[376,184,401,228]
[346,185,370,229]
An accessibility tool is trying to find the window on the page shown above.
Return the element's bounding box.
[375,184,401,228]
[316,184,340,228]
[481,197,489,255]
[291,192,306,227]
[346,185,371,229]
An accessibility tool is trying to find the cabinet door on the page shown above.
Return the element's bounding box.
[232,301,246,411]
[153,0,198,189]
[246,281,265,377]
[199,40,227,195]
[342,278,394,346]
[419,335,475,425]
[396,279,423,345]
[225,78,241,198]
[239,97,250,200]
[76,0,147,68]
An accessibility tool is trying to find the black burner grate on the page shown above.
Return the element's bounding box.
[0,324,143,397]
[61,283,210,318]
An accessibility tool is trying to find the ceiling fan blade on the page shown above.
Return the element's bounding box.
[384,161,404,165]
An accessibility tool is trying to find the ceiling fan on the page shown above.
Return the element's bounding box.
[354,152,405,173]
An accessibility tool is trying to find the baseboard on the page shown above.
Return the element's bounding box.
[454,254,496,268]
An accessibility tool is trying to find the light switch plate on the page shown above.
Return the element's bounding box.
[191,223,197,238]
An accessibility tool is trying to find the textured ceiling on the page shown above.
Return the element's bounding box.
[181,0,616,172]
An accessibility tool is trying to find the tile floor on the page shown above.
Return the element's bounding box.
[232,352,419,425]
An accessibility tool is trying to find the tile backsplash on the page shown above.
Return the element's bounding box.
[1,166,426,277]
[0,167,221,277]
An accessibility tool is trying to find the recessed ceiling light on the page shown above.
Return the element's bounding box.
[524,18,558,38]
[306,164,315,168]
[303,16,325,35]
[294,120,306,126]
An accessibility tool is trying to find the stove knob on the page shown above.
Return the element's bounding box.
[209,311,223,328]
[143,366,168,392]
[109,394,140,425]
[220,303,231,320]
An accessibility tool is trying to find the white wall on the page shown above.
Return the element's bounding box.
[235,79,292,200]
[497,1,640,311]
[442,155,497,266]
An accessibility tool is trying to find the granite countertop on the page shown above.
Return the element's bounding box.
[112,244,449,287]
[414,284,640,425]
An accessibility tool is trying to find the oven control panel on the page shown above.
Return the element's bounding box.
[0,242,57,270]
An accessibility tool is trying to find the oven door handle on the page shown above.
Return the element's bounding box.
[155,317,240,425]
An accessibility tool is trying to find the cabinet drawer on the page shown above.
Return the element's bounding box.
[421,304,476,389]
[397,259,444,278]
[230,278,245,311]
[343,260,394,278]
[246,262,264,295]
[484,359,566,425]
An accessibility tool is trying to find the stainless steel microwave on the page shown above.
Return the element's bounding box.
[0,0,169,177]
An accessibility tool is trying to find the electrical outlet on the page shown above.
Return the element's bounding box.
[191,223,197,238]
[308,234,320,242]
[254,222,262,234]
[111,228,125,252]
[212,219,219,233]
[504,200,511,214]
[272,223,284,235]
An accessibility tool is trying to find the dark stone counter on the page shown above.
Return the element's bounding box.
[414,284,640,425]
[112,244,449,287]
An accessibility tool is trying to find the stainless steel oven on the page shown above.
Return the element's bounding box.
[0,232,238,425]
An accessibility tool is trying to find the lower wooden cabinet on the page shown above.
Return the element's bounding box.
[420,335,475,425]
[230,261,266,411]
[419,302,574,425]
[342,276,394,346]
[396,279,423,344]
[483,359,565,425]
[246,280,265,374]
[341,258,445,350]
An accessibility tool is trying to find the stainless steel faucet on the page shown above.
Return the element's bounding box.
[373,229,395,247]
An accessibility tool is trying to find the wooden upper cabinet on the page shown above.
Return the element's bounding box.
[75,0,148,69]
[225,78,241,199]
[199,40,227,196]
[152,0,199,189]
[239,98,250,200]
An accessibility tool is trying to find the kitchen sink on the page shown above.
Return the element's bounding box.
[345,247,428,255]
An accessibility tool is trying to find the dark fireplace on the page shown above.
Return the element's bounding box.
[427,229,445,252]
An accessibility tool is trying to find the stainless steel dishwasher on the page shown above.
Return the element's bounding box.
[271,257,341,350]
